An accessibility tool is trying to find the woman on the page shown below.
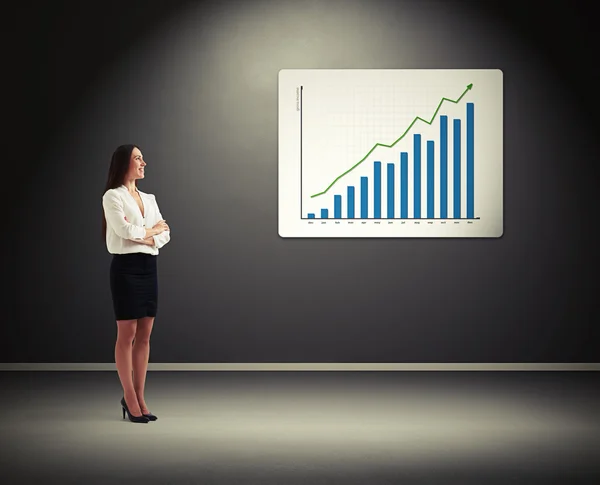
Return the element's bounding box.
[102,144,171,423]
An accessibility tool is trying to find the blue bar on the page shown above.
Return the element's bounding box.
[347,186,355,219]
[427,140,434,219]
[467,103,474,219]
[454,119,461,219]
[414,134,421,218]
[374,161,381,218]
[360,177,368,218]
[440,115,448,219]
[401,152,408,218]
[387,163,394,218]
[321,208,328,219]
[308,213,315,218]
[334,195,342,219]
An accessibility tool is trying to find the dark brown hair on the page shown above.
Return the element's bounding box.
[102,144,140,240]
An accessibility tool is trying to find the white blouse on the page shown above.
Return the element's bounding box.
[102,185,171,255]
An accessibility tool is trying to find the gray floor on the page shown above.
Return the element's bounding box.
[1,371,599,485]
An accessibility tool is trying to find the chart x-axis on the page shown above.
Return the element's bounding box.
[302,217,481,220]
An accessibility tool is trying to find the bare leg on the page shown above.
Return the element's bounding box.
[133,316,155,413]
[115,319,143,416]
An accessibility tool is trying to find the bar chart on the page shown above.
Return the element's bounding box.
[278,69,503,237]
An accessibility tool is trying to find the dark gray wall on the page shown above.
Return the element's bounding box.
[6,0,598,363]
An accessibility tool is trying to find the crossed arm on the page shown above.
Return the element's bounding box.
[130,232,169,247]
[127,218,169,247]
[136,236,158,247]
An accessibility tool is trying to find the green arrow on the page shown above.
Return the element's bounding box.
[310,83,473,198]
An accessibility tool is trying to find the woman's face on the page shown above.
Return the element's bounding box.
[127,147,146,180]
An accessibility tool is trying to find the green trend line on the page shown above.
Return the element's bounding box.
[310,83,473,198]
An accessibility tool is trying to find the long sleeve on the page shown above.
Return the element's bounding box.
[151,195,171,249]
[102,190,146,240]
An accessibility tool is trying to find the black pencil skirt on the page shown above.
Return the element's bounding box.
[110,253,158,321]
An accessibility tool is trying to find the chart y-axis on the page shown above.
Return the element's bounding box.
[300,85,303,219]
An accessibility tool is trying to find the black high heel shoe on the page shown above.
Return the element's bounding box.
[142,411,158,421]
[121,397,149,423]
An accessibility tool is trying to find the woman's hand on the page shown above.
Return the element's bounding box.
[152,220,169,234]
